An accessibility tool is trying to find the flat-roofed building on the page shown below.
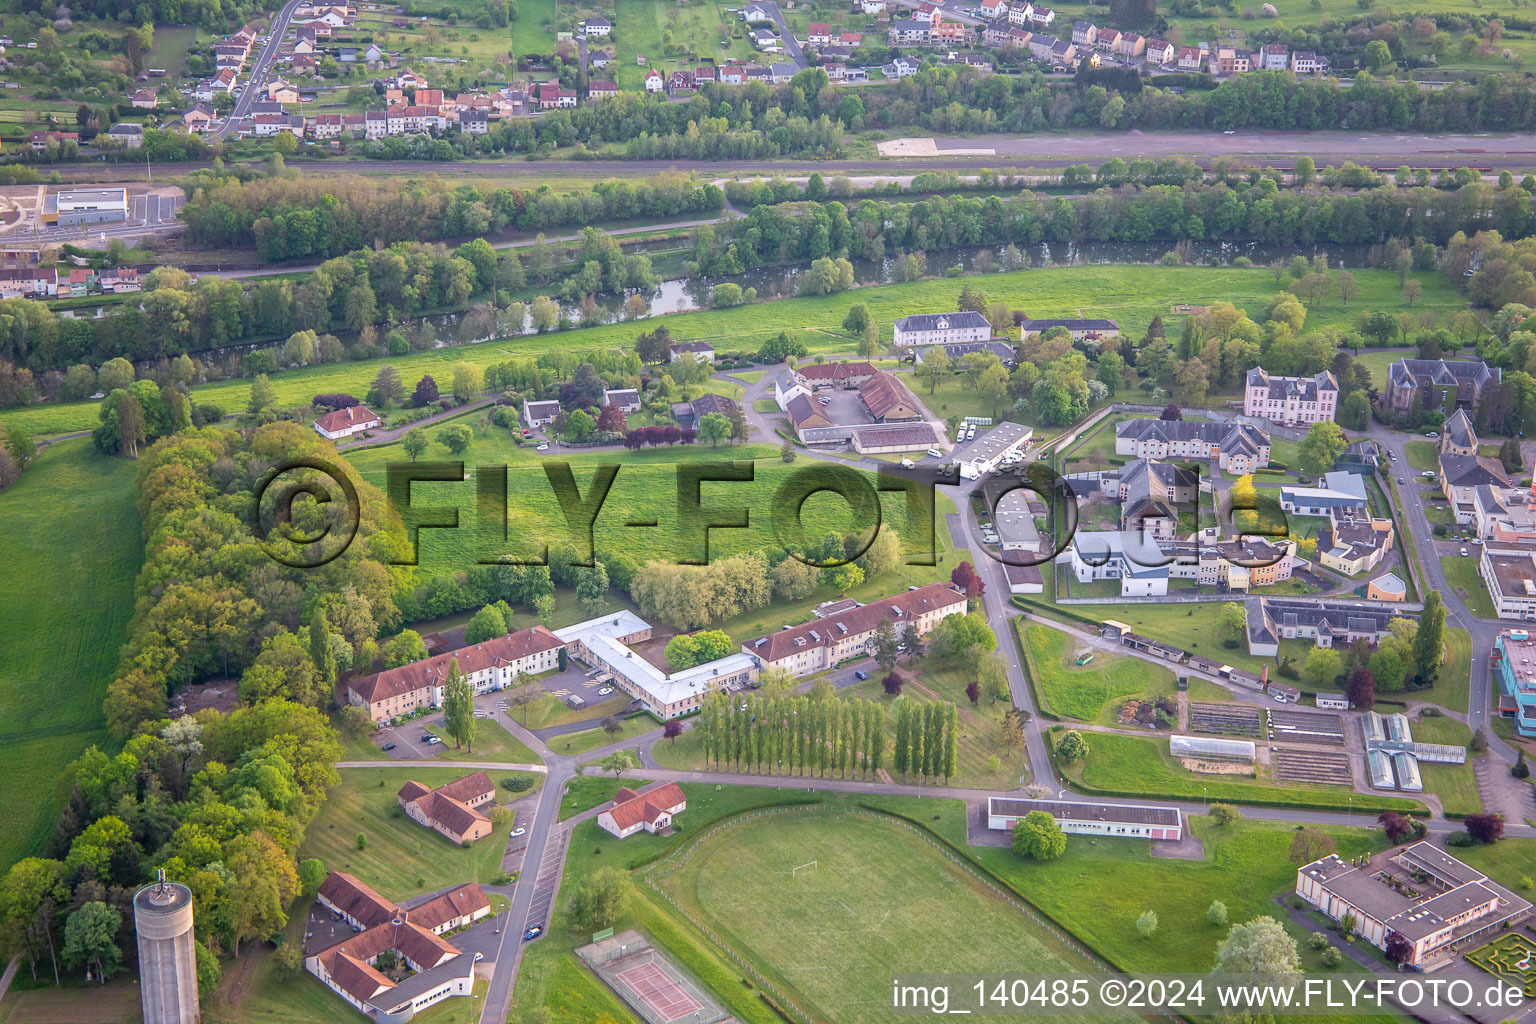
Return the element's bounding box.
[987,797,1182,840]
[953,421,1032,479]
[1296,843,1530,969]
[1483,551,1536,621]
[42,187,128,226]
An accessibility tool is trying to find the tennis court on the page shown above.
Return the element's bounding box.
[616,961,704,1021]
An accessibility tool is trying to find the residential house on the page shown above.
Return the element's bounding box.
[1095,28,1121,52]
[1143,38,1174,63]
[885,55,923,76]
[292,53,319,74]
[769,62,798,82]
[796,360,878,389]
[840,32,861,46]
[364,109,387,138]
[1027,5,1055,26]
[1260,42,1289,69]
[579,15,611,36]
[1278,471,1369,517]
[808,22,832,45]
[889,19,930,44]
[1070,20,1096,46]
[597,782,687,838]
[1176,45,1203,70]
[131,88,158,109]
[1318,509,1395,576]
[397,772,497,844]
[460,108,488,133]
[669,341,715,363]
[979,0,1007,18]
[643,68,664,92]
[524,399,560,427]
[586,80,619,100]
[1008,1,1035,23]
[668,69,696,93]
[313,404,380,440]
[603,388,642,413]
[103,123,144,148]
[1113,31,1144,58]
[1291,50,1319,74]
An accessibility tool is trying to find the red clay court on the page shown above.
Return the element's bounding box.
[616,961,704,1021]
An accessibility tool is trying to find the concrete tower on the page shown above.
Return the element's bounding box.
[133,871,200,1024]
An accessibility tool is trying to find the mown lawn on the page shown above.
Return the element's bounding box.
[557,775,630,820]
[1441,554,1496,619]
[510,784,824,1024]
[550,714,658,756]
[8,265,1464,439]
[1404,440,1439,472]
[974,814,1392,1005]
[1056,728,1428,814]
[299,766,519,897]
[1456,837,1536,893]
[426,716,543,763]
[652,808,1139,1024]
[1020,621,1178,723]
[0,439,140,874]
[1409,713,1482,817]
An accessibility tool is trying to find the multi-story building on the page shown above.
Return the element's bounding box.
[1070,19,1096,46]
[1298,844,1530,969]
[1260,42,1289,68]
[1481,552,1536,622]
[1278,471,1369,517]
[1494,628,1536,729]
[1242,367,1339,426]
[1115,458,1199,540]
[893,311,992,348]
[1144,38,1174,63]
[744,583,968,677]
[1384,358,1500,415]
[1291,50,1319,73]
[1318,509,1394,576]
[1113,419,1271,474]
[345,626,565,722]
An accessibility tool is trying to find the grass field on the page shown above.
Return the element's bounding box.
[299,766,520,897]
[6,265,1463,440]
[1057,728,1428,814]
[0,439,141,874]
[1404,440,1439,472]
[548,714,656,756]
[426,716,543,763]
[1441,554,1497,619]
[519,691,630,729]
[974,814,1391,1000]
[557,775,630,820]
[652,807,1136,1024]
[1021,622,1180,723]
[1456,837,1536,894]
[510,784,825,1024]
[1409,713,1482,817]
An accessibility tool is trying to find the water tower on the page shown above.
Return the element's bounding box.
[133,871,200,1024]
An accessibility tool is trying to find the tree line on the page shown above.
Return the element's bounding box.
[696,690,889,779]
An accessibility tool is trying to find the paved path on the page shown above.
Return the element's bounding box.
[0,956,19,1014]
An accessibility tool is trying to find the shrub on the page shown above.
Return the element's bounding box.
[1321,946,1342,968]
[1446,831,1475,847]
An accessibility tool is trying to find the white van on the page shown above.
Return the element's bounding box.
[899,458,915,469]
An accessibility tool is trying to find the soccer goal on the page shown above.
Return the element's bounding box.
[791,860,817,878]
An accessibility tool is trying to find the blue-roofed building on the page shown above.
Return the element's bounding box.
[1494,628,1536,736]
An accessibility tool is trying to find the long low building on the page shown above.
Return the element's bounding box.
[1296,843,1530,969]
[556,610,758,720]
[42,187,128,226]
[987,797,1182,840]
[1246,596,1411,656]
[346,626,565,722]
[743,582,967,677]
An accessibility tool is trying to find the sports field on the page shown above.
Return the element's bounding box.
[652,809,1137,1023]
[0,438,140,873]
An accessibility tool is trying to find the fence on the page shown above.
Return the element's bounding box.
[640,804,1184,1024]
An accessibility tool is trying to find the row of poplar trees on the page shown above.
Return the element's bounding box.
[695,691,959,782]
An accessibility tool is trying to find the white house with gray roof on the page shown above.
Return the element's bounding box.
[1113,419,1270,475]
[892,311,991,348]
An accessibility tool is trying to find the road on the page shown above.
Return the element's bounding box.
[215,0,306,139]
[40,132,1536,186]
[756,1,809,68]
[368,370,1533,1022]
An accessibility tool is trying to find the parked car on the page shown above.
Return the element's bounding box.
[524,925,542,941]
[1461,547,1469,556]
[598,686,613,695]
[1425,431,1439,438]
[473,952,485,963]
[511,827,526,838]
[536,443,549,451]
[854,670,868,680]
[381,743,397,751]
[927,448,943,458]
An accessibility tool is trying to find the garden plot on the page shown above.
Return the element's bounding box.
[1267,709,1346,746]
[1188,702,1262,738]
[1270,747,1353,787]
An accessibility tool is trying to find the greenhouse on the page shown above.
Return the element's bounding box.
[1169,734,1256,763]
[1367,748,1395,789]
[1392,751,1424,792]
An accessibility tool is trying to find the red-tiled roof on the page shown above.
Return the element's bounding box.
[315,405,379,433]
[318,872,396,928]
[747,583,964,663]
[859,370,922,420]
[350,626,563,703]
[798,360,876,382]
[410,884,490,931]
[606,781,685,830]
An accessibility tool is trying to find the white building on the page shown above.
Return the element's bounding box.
[893,310,991,348]
[987,797,1182,840]
[597,781,686,838]
[952,421,1032,479]
[312,405,380,440]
